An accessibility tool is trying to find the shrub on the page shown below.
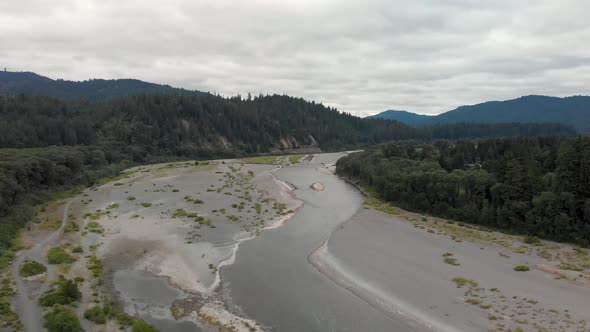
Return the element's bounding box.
[72,246,83,253]
[48,247,76,264]
[19,260,47,277]
[43,306,83,332]
[39,279,81,306]
[513,265,530,272]
[107,203,120,210]
[132,320,160,332]
[84,306,106,324]
[127,196,137,201]
[452,277,478,288]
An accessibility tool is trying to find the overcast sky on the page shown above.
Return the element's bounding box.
[1,0,588,116]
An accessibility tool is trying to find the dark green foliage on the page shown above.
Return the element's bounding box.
[43,306,83,332]
[39,278,81,306]
[132,320,160,332]
[83,306,107,324]
[336,137,590,246]
[18,260,47,277]
[0,94,574,152]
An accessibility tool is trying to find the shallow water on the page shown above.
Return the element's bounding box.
[221,163,413,332]
[113,269,202,332]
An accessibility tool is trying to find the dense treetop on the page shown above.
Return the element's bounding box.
[336,137,590,246]
[0,93,575,154]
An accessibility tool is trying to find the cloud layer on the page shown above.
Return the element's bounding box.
[1,0,588,116]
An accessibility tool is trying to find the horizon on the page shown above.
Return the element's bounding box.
[3,69,588,118]
[1,0,589,116]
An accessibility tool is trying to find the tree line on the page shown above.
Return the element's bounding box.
[336,137,590,246]
[0,93,574,153]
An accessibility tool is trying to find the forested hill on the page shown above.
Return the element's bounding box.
[0,70,205,101]
[0,93,575,155]
[370,95,590,132]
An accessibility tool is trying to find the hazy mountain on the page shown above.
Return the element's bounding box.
[367,110,432,126]
[0,70,206,101]
[371,95,590,132]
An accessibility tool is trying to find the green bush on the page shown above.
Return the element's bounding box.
[84,306,106,324]
[47,247,76,264]
[132,320,160,332]
[72,246,83,253]
[19,260,47,277]
[39,279,81,306]
[513,265,530,272]
[43,306,83,332]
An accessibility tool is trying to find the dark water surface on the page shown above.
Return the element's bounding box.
[221,164,412,332]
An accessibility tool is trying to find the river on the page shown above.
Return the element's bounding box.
[220,159,413,331]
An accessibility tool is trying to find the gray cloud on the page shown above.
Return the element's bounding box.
[1,0,588,116]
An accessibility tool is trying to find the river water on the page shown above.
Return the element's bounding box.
[221,162,412,331]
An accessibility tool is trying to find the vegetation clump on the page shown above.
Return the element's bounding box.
[48,247,76,264]
[43,306,83,332]
[513,265,530,272]
[452,277,478,288]
[19,260,47,277]
[442,252,460,266]
[39,278,81,306]
[132,320,160,332]
[83,306,107,324]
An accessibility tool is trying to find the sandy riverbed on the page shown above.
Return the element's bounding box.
[312,206,590,331]
[65,159,300,331]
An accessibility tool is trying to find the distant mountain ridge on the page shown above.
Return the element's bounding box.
[0,70,206,101]
[370,95,590,132]
[368,110,432,127]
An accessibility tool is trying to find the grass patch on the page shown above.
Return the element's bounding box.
[364,196,399,215]
[289,155,304,164]
[83,306,107,324]
[19,260,47,277]
[140,202,152,208]
[558,262,585,271]
[240,156,278,164]
[513,265,530,272]
[452,277,478,288]
[87,255,103,278]
[107,203,120,210]
[48,246,76,264]
[523,235,541,245]
[132,320,160,332]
